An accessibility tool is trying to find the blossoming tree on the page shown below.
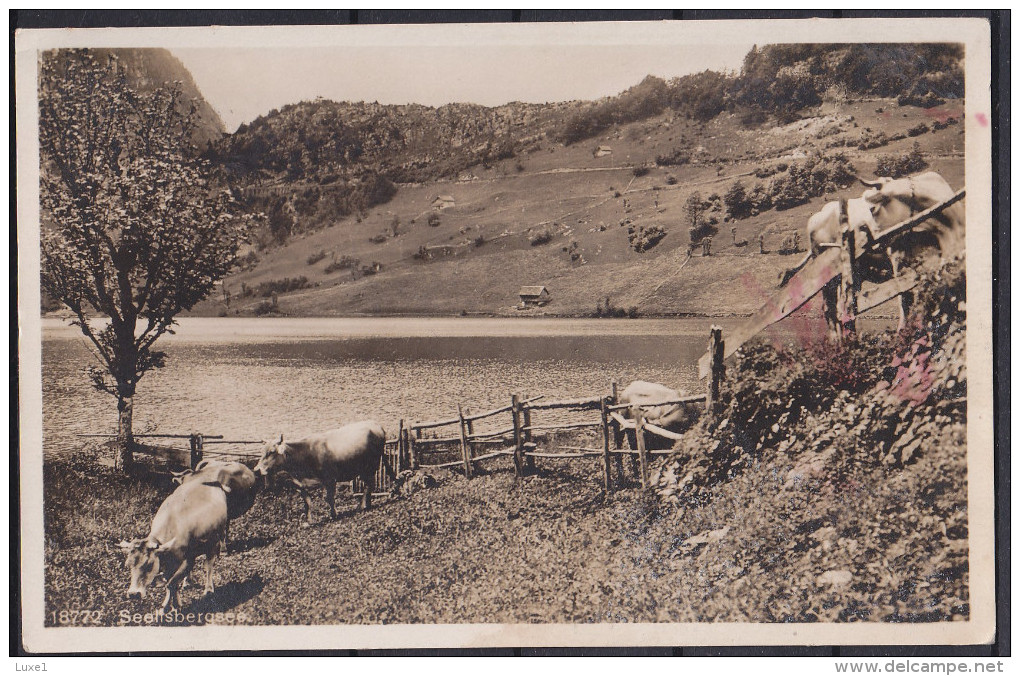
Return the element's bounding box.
[39,50,257,470]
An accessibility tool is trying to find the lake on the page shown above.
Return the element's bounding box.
[38,315,835,459]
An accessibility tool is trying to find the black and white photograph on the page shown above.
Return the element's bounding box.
[15,17,997,653]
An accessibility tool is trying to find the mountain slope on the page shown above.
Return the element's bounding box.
[196,96,965,318]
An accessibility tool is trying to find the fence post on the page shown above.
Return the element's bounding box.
[457,404,472,479]
[600,396,612,494]
[190,433,204,469]
[610,382,625,481]
[396,419,405,474]
[635,409,649,489]
[706,326,725,417]
[838,220,859,340]
[523,402,534,472]
[511,394,524,477]
[410,427,420,470]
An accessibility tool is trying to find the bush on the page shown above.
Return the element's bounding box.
[768,153,857,210]
[306,250,327,266]
[906,122,931,137]
[324,255,360,274]
[369,233,388,244]
[253,300,276,316]
[593,296,640,318]
[724,180,752,220]
[628,224,667,253]
[655,147,691,167]
[688,223,718,243]
[530,229,554,246]
[252,276,311,297]
[666,174,678,186]
[897,91,945,109]
[875,142,928,178]
[427,213,441,227]
[632,166,651,178]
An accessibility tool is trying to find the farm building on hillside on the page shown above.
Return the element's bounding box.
[432,195,456,210]
[519,286,551,308]
[593,145,613,158]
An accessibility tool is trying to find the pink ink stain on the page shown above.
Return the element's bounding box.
[976,112,989,127]
[923,107,962,123]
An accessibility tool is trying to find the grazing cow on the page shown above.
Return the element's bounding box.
[780,171,965,335]
[171,460,259,551]
[254,421,386,526]
[118,479,228,611]
[618,380,700,452]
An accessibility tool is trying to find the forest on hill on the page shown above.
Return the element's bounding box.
[202,42,962,248]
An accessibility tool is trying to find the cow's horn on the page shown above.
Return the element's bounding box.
[155,538,176,552]
[856,175,883,189]
[117,540,134,549]
[277,433,284,444]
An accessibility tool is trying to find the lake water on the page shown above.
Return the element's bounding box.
[38,316,831,459]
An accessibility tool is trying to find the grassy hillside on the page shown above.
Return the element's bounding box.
[194,97,964,318]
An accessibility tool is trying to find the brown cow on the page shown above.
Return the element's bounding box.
[618,380,700,451]
[781,171,965,336]
[171,460,259,552]
[118,479,228,611]
[254,420,386,526]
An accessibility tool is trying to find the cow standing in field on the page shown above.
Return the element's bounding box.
[254,421,386,526]
[618,380,701,452]
[118,479,228,611]
[172,460,259,552]
[780,171,965,336]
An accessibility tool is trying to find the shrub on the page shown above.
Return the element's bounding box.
[632,166,651,177]
[628,224,667,252]
[688,222,718,243]
[530,229,554,246]
[666,174,678,186]
[253,300,276,316]
[593,296,640,318]
[906,122,931,137]
[427,213,441,227]
[897,91,945,109]
[875,142,928,178]
[473,235,486,247]
[655,147,691,167]
[769,153,857,210]
[252,276,310,297]
[724,180,752,220]
[324,255,360,274]
[369,233,388,244]
[306,250,327,266]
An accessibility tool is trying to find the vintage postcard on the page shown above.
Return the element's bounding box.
[16,18,996,652]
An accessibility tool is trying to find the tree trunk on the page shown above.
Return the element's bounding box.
[116,393,135,472]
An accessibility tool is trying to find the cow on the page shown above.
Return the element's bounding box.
[617,380,700,452]
[253,420,386,526]
[118,479,228,611]
[780,171,965,336]
[171,460,259,553]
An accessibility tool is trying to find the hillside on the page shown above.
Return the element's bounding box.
[194,96,965,318]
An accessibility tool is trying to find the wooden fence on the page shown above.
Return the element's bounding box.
[82,325,728,497]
